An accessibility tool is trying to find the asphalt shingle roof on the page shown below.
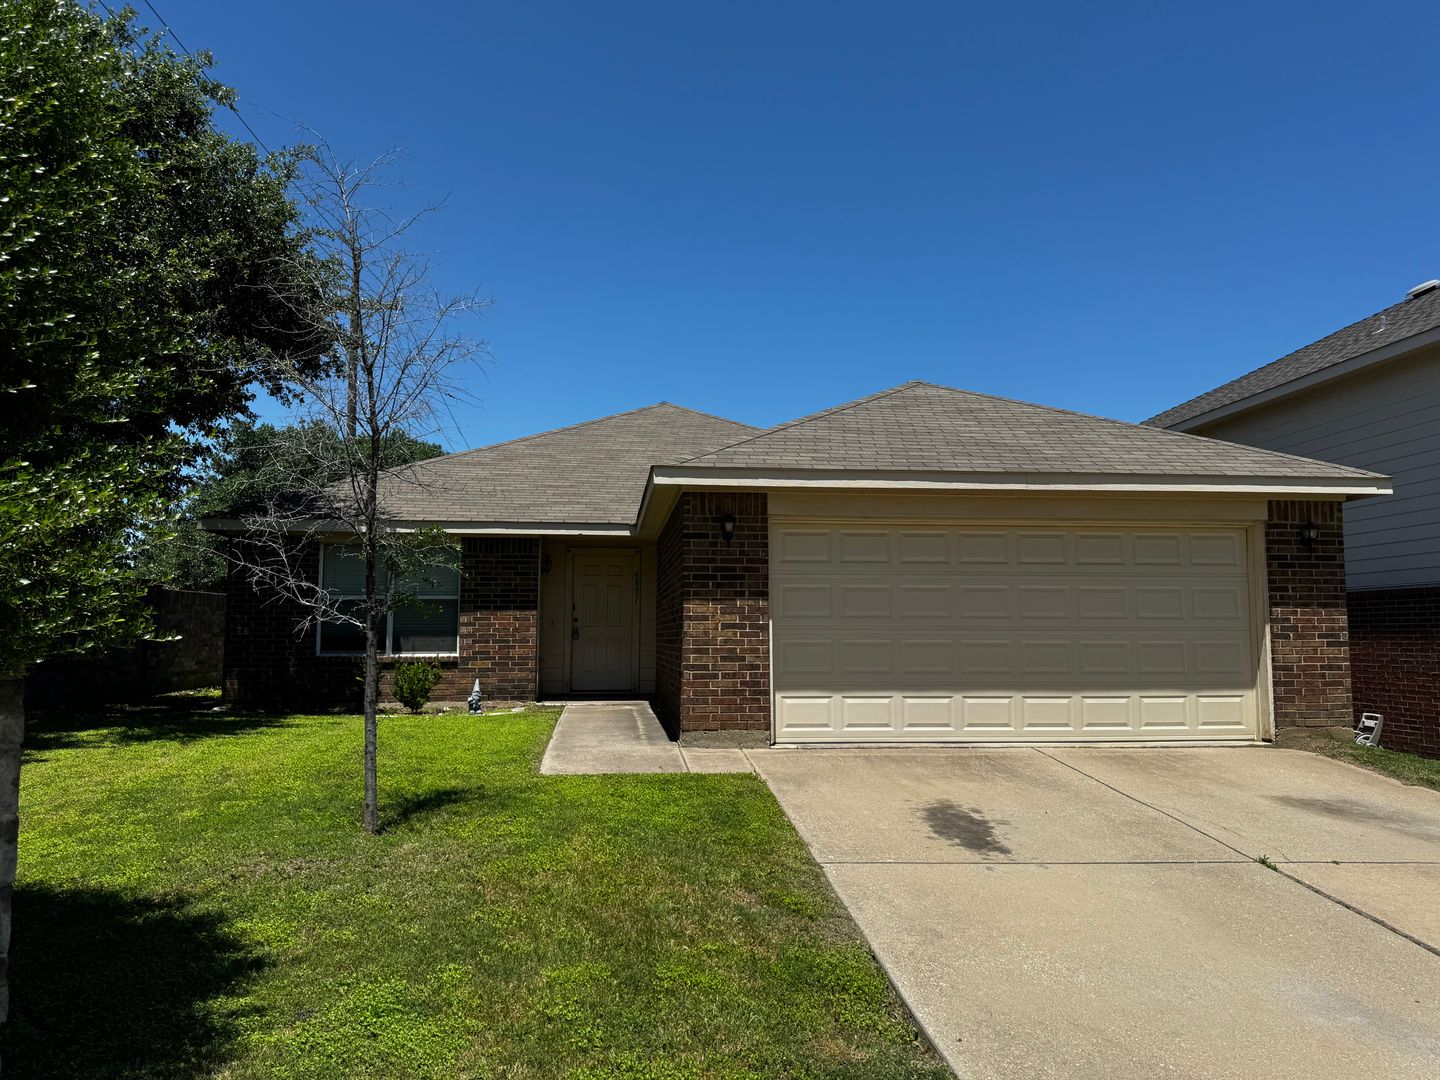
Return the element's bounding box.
[1146,285,1440,429]
[375,403,757,526]
[677,381,1384,481]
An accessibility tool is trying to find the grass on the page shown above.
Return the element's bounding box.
[1295,729,1440,792]
[9,701,948,1079]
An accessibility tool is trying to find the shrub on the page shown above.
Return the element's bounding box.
[393,661,444,714]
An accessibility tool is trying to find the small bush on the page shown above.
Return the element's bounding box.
[393,661,444,714]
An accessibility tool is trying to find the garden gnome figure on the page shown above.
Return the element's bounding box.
[467,679,484,715]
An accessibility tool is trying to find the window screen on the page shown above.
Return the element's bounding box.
[318,544,460,655]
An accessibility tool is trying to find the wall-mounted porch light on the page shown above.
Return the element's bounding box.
[719,512,737,545]
[541,554,553,574]
[1298,520,1320,550]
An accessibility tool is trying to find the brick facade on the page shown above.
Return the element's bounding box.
[1265,499,1352,729]
[457,539,540,701]
[653,492,770,737]
[655,508,683,729]
[1348,586,1440,758]
[223,537,538,708]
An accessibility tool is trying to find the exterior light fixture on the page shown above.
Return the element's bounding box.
[541,554,553,575]
[719,512,737,545]
[1299,520,1320,549]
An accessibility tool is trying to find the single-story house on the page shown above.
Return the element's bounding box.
[214,381,1390,745]
[1147,279,1440,756]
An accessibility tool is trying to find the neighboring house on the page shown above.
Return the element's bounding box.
[210,381,1388,747]
[1148,280,1440,756]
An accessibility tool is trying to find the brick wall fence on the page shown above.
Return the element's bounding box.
[224,537,538,709]
[653,492,770,739]
[1265,499,1353,729]
[26,588,225,707]
[1348,587,1440,758]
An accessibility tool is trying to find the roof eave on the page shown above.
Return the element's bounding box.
[199,516,636,537]
[649,466,1392,498]
[1154,324,1440,432]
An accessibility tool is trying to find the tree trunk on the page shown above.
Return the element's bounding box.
[363,613,379,835]
[0,676,25,1035]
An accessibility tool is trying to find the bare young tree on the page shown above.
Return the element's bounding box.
[233,144,487,833]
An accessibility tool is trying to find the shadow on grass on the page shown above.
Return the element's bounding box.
[4,885,267,1079]
[382,786,487,831]
[24,697,298,755]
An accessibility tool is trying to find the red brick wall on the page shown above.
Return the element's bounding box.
[1266,499,1352,728]
[28,587,225,706]
[223,543,360,708]
[652,492,770,736]
[1348,586,1440,758]
[457,538,540,702]
[223,536,538,708]
[654,507,683,732]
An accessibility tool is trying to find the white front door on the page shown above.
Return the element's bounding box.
[570,551,637,693]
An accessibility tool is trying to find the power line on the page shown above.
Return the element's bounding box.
[140,0,191,56]
[98,0,350,240]
[122,0,277,157]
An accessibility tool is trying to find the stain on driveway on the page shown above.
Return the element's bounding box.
[918,799,1012,855]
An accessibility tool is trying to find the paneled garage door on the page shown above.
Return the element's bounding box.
[771,523,1261,743]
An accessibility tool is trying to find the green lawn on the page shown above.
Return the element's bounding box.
[9,702,947,1079]
[1307,733,1440,792]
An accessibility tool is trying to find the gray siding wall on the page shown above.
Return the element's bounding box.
[1192,345,1440,590]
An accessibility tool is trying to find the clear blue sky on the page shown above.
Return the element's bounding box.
[164,0,1440,449]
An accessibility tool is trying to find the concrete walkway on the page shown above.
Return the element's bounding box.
[539,701,753,775]
[753,747,1440,1080]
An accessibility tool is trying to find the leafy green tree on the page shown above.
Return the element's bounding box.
[0,0,332,1032]
[139,420,443,590]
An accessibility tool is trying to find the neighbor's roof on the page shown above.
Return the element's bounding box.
[1146,284,1440,429]
[669,381,1386,483]
[375,403,757,528]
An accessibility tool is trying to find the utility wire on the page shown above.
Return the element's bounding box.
[112,0,278,157]
[140,0,190,54]
[126,0,353,245]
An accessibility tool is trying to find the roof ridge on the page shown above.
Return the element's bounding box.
[407,401,750,471]
[675,382,920,464]
[651,401,760,432]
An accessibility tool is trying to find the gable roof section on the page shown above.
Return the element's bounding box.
[374,403,757,528]
[1145,285,1440,430]
[664,381,1385,485]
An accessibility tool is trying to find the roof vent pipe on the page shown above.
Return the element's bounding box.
[1406,279,1440,300]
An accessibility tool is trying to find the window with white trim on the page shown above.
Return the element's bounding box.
[317,543,461,656]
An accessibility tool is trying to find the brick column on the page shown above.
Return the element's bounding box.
[455,537,539,702]
[1266,499,1351,729]
[654,492,770,738]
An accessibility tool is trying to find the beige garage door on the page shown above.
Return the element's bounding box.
[771,523,1261,743]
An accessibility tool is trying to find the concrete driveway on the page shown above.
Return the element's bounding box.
[750,747,1440,1080]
